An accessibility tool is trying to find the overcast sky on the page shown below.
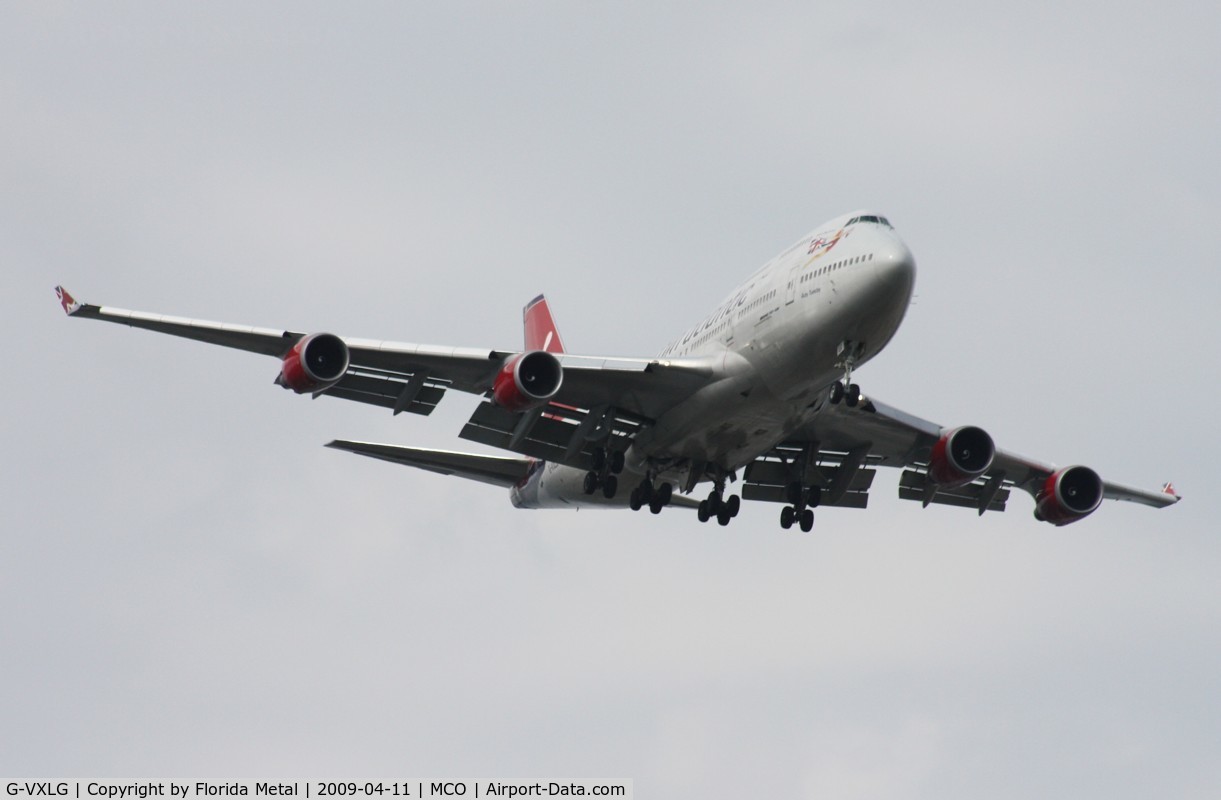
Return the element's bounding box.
[3,2,1219,797]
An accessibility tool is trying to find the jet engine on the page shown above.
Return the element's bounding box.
[927,425,995,488]
[492,351,563,412]
[1034,466,1104,526]
[277,332,350,394]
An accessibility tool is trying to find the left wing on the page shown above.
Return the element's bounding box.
[743,391,1179,525]
[55,287,713,468]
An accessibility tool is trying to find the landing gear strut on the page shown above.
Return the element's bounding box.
[828,340,865,408]
[779,483,820,532]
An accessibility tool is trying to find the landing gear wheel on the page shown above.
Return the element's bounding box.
[601,474,618,499]
[725,494,741,518]
[807,485,822,508]
[610,450,625,474]
[800,508,815,532]
[591,448,607,472]
[637,479,654,504]
[829,381,845,405]
[657,482,674,506]
[845,383,862,408]
[583,471,599,496]
[629,488,643,511]
[780,505,795,529]
[717,507,733,526]
[706,490,722,514]
[649,498,664,514]
[697,500,711,523]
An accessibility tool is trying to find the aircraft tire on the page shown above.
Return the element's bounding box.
[629,488,643,511]
[846,383,861,407]
[808,485,822,507]
[602,474,618,499]
[583,471,598,495]
[697,500,710,523]
[726,494,741,517]
[780,505,795,529]
[657,482,674,506]
[717,508,732,526]
[800,508,815,532]
[649,498,664,514]
[591,448,607,472]
[610,450,625,474]
[829,381,844,404]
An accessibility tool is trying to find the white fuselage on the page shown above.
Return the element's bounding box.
[511,211,917,509]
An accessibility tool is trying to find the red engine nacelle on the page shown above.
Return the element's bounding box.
[277,332,350,394]
[492,350,563,411]
[1034,466,1104,526]
[927,425,995,488]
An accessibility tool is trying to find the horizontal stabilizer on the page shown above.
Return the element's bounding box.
[326,440,531,488]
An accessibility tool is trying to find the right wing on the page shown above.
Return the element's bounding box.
[742,391,1179,520]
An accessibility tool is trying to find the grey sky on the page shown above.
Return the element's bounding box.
[3,2,1219,797]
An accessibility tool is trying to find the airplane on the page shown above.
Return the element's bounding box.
[55,210,1180,531]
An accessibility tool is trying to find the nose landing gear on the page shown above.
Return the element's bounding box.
[828,340,866,408]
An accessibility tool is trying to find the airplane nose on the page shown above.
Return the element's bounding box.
[876,242,916,302]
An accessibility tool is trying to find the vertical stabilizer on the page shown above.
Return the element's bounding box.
[523,294,566,353]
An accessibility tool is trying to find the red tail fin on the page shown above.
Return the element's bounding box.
[523,294,565,353]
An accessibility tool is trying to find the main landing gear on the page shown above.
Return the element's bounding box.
[779,482,819,532]
[693,470,741,527]
[628,477,674,514]
[696,488,741,526]
[582,446,626,500]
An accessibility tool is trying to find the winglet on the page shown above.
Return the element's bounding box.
[523,294,566,353]
[55,286,82,316]
[1162,482,1180,499]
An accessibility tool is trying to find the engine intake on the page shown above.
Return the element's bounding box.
[1034,466,1104,526]
[493,350,563,412]
[278,332,350,394]
[928,425,995,488]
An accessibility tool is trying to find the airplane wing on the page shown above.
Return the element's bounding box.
[743,392,1180,517]
[55,287,712,468]
[325,440,531,487]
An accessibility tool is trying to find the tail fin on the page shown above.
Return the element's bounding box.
[55,285,82,315]
[523,294,566,353]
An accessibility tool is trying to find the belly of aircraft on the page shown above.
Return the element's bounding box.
[636,366,822,473]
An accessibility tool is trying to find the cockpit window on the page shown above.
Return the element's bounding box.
[847,215,892,228]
